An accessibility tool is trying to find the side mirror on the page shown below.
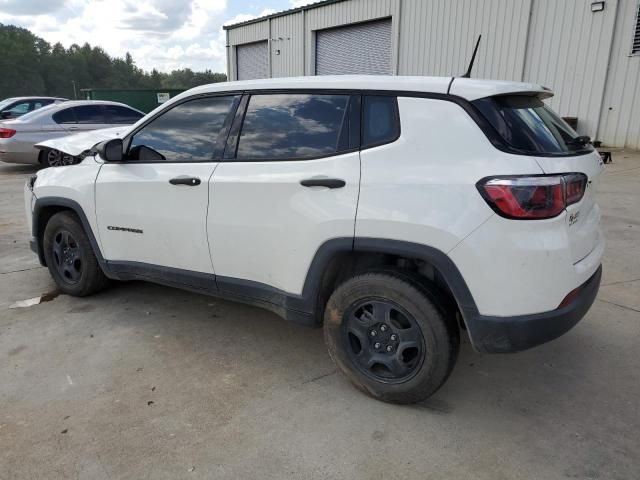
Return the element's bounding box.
[0,111,11,119]
[95,138,123,162]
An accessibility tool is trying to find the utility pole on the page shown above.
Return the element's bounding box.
[71,80,77,100]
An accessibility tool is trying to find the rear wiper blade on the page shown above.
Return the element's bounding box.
[566,135,592,146]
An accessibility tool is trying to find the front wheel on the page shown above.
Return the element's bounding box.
[42,211,109,296]
[43,149,77,167]
[324,271,459,404]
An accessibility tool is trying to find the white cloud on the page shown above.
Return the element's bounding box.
[0,0,237,73]
[223,8,276,27]
[289,0,315,7]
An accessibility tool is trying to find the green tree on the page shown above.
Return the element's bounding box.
[0,23,227,99]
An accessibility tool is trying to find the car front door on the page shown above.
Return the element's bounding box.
[94,94,240,275]
[208,92,361,300]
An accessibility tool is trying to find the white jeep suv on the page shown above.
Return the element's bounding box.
[24,76,604,404]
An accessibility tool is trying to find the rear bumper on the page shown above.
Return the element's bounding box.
[468,265,602,353]
[0,150,39,164]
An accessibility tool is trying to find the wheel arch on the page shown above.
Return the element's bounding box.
[303,238,480,330]
[33,197,108,272]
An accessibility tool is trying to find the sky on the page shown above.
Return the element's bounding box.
[0,0,314,73]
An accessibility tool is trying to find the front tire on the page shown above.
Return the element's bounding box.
[42,211,109,296]
[43,149,76,167]
[324,271,459,404]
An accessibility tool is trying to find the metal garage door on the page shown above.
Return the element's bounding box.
[315,19,392,75]
[237,41,268,80]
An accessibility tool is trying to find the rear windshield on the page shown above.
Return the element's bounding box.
[473,95,594,156]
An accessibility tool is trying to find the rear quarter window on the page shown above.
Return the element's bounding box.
[473,95,593,156]
[362,96,400,148]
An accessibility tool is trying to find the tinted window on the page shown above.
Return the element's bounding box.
[473,95,594,155]
[103,105,144,124]
[129,95,238,162]
[73,105,105,124]
[235,94,350,160]
[10,102,30,114]
[53,108,77,124]
[362,96,400,148]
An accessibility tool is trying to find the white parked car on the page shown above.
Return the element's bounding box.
[0,100,144,166]
[0,96,67,120]
[24,76,604,403]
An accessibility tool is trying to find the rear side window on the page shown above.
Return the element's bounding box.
[473,95,594,155]
[53,108,76,124]
[103,105,144,124]
[73,106,105,124]
[362,95,400,148]
[235,94,351,160]
[129,95,238,162]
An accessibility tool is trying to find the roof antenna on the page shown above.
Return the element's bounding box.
[461,35,482,78]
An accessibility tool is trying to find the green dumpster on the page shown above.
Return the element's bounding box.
[81,89,185,113]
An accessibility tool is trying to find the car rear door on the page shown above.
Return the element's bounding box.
[207,92,361,298]
[70,105,112,133]
[102,105,145,127]
[94,94,240,274]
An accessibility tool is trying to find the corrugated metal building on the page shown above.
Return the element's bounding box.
[224,0,640,149]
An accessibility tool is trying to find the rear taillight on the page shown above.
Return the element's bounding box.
[477,173,587,220]
[0,128,16,139]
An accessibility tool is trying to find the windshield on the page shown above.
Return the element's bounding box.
[13,102,57,121]
[473,95,594,156]
[0,98,17,111]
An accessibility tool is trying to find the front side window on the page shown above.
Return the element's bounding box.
[473,95,594,155]
[128,95,238,162]
[235,94,350,160]
[9,102,30,114]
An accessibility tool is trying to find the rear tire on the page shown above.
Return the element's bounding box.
[42,211,109,296]
[324,271,459,404]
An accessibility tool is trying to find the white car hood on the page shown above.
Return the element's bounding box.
[35,126,130,156]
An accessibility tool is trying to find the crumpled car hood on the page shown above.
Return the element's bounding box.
[35,126,130,157]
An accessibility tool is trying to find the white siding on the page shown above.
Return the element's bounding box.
[398,0,531,81]
[226,0,640,148]
[305,0,396,74]
[523,0,618,139]
[315,19,392,75]
[270,12,305,78]
[598,0,640,149]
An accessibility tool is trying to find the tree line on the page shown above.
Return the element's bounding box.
[0,24,227,99]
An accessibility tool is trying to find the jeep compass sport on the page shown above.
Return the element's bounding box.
[25,76,604,404]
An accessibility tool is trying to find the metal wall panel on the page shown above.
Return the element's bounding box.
[398,0,531,81]
[599,0,640,148]
[228,21,269,81]
[225,0,640,147]
[523,0,618,138]
[315,19,392,75]
[270,12,305,78]
[237,41,269,80]
[304,0,396,74]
